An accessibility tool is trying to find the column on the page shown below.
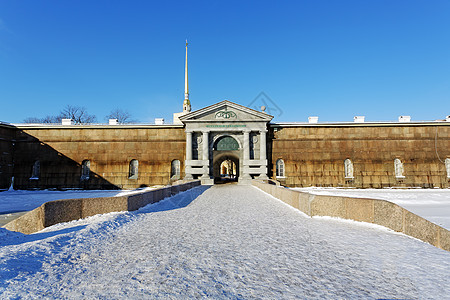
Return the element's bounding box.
[259,129,268,179]
[185,131,193,179]
[259,130,267,161]
[202,131,209,161]
[186,131,193,161]
[201,131,210,179]
[243,130,250,161]
[242,130,251,180]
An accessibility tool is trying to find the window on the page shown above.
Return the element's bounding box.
[344,159,354,179]
[215,136,239,151]
[81,160,90,180]
[394,158,404,178]
[171,159,181,179]
[276,159,285,178]
[446,158,450,178]
[30,160,40,180]
[129,159,138,179]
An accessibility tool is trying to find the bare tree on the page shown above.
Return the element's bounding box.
[105,108,136,124]
[23,117,44,123]
[59,105,97,124]
[23,115,61,124]
[23,106,96,124]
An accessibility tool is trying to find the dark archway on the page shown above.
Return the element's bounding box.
[213,136,240,184]
[213,152,239,184]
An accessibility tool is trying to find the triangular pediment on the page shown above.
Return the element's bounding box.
[179,100,273,123]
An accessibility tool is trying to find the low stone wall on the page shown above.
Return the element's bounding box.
[252,180,450,252]
[4,181,201,234]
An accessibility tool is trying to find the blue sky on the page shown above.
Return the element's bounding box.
[0,0,449,123]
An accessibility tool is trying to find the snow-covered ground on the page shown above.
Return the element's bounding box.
[292,187,450,230]
[0,188,155,225]
[1,185,449,299]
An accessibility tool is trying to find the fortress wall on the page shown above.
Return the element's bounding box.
[12,126,186,189]
[252,180,450,252]
[271,124,450,188]
[4,180,201,234]
[0,124,15,189]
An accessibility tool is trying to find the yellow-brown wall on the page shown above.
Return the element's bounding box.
[2,122,450,190]
[270,124,450,188]
[12,126,186,189]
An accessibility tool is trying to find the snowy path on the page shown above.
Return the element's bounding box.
[1,185,449,299]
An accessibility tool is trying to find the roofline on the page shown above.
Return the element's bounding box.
[270,121,450,127]
[11,124,185,129]
[0,122,16,129]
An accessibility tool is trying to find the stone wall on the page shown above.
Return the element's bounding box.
[252,180,450,252]
[12,125,186,189]
[270,123,450,188]
[4,121,450,189]
[0,124,15,190]
[4,180,201,234]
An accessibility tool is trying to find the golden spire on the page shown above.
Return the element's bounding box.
[183,39,191,112]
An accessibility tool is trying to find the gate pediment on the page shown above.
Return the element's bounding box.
[179,100,273,123]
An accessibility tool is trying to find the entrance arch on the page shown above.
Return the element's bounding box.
[213,152,239,183]
[212,136,240,183]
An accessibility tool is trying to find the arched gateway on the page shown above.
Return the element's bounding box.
[179,100,273,185]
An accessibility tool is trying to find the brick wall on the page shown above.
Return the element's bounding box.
[270,124,450,188]
[4,122,450,189]
[12,126,186,189]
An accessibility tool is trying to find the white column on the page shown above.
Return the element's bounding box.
[185,131,193,180]
[259,130,267,161]
[186,131,193,161]
[258,129,268,180]
[201,131,211,180]
[241,130,251,181]
[202,131,209,161]
[243,130,250,161]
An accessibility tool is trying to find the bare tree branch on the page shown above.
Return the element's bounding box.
[23,106,97,124]
[105,108,136,124]
[59,105,97,124]
[23,115,61,124]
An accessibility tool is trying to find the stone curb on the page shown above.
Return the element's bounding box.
[252,180,450,252]
[3,180,201,234]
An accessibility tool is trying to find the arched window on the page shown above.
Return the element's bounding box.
[215,136,239,151]
[394,158,404,178]
[129,159,138,179]
[446,158,450,178]
[276,159,285,178]
[30,160,40,180]
[344,159,354,178]
[81,160,90,180]
[171,159,181,179]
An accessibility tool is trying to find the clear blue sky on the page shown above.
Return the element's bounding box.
[0,0,449,123]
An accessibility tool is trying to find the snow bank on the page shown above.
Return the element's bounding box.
[293,187,450,229]
[0,189,152,214]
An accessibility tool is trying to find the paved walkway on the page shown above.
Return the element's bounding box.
[1,185,449,299]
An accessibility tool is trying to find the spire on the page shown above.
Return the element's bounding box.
[183,39,191,113]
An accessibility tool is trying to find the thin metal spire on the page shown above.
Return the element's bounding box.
[183,40,191,112]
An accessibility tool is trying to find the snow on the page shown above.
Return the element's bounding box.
[1,185,449,299]
[292,187,450,230]
[0,188,155,214]
[0,188,155,226]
